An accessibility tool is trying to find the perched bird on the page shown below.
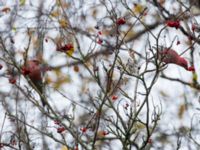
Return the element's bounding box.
[156,47,188,70]
[22,59,47,106]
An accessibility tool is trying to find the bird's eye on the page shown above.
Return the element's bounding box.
[182,63,188,68]
[33,60,40,64]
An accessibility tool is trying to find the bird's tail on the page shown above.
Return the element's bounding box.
[41,97,46,107]
[33,80,47,107]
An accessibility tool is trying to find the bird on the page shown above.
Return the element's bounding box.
[155,47,188,70]
[22,59,47,107]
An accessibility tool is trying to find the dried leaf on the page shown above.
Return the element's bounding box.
[51,10,60,18]
[124,30,135,41]
[178,104,185,119]
[133,4,145,14]
[73,65,79,72]
[128,49,135,59]
[32,37,40,49]
[159,90,169,97]
[20,0,26,6]
[2,7,11,13]
[65,45,74,57]
[62,2,70,8]
[135,122,146,129]
[12,27,17,32]
[54,68,62,76]
[45,76,53,84]
[130,122,145,133]
[192,72,198,82]
[53,75,71,89]
[59,19,68,28]
[92,9,98,18]
[61,146,68,150]
[158,0,165,5]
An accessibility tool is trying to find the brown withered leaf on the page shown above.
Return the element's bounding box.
[178,104,185,119]
[59,19,68,28]
[50,10,60,18]
[73,65,79,72]
[2,7,11,13]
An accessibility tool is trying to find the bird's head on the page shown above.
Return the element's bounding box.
[178,57,188,70]
[29,59,40,65]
